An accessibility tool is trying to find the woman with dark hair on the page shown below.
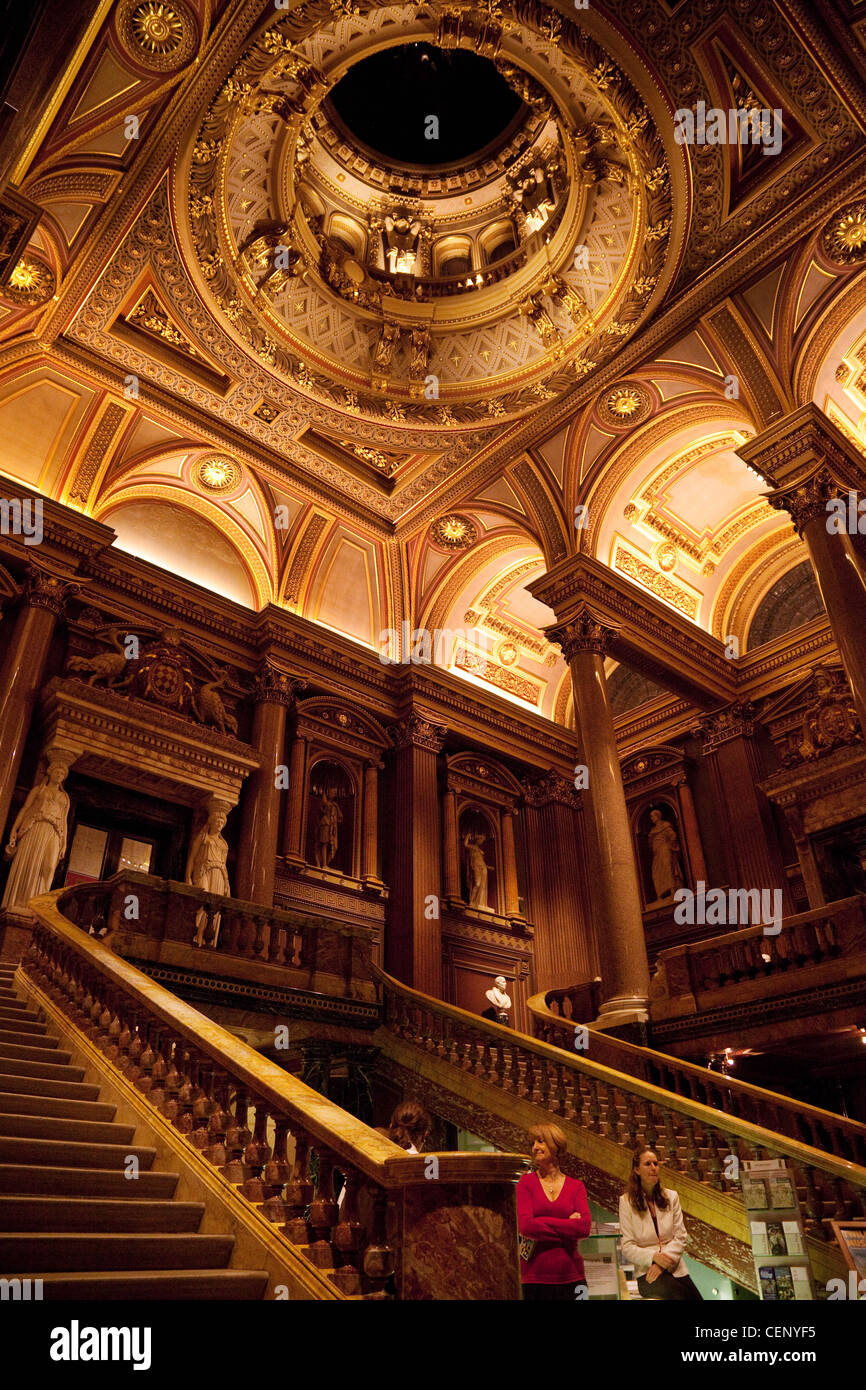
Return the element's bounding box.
[387,1100,430,1154]
[619,1146,702,1301]
[517,1123,591,1300]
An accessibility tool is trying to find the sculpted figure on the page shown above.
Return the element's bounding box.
[186,810,231,897]
[382,211,422,274]
[647,808,684,901]
[315,787,342,868]
[2,758,70,913]
[483,975,512,1024]
[463,830,490,909]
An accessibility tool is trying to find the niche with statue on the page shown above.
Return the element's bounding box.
[305,760,355,877]
[459,807,497,912]
[636,800,686,910]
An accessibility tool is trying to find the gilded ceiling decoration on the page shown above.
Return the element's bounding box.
[597,381,653,428]
[181,0,675,428]
[116,0,198,71]
[2,255,55,305]
[195,456,241,492]
[430,514,478,550]
[821,202,866,267]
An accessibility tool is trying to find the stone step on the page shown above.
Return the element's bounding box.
[0,1111,135,1146]
[0,1195,205,1233]
[0,1070,98,1101]
[0,1089,115,1123]
[0,1039,69,1065]
[0,1009,45,1031]
[0,1231,236,1272]
[0,1134,156,1170]
[0,1055,85,1083]
[0,1163,177,1199]
[24,1269,270,1300]
[0,1027,57,1050]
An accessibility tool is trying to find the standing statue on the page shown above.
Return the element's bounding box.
[315,787,342,869]
[186,808,231,948]
[647,808,684,901]
[1,758,71,914]
[463,830,490,909]
[482,975,512,1025]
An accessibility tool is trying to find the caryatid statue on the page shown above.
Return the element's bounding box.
[1,757,71,914]
[647,808,684,901]
[185,806,231,947]
[382,210,423,275]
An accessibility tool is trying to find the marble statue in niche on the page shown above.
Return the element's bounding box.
[646,806,684,903]
[482,975,512,1025]
[463,829,491,909]
[1,757,70,914]
[315,785,343,869]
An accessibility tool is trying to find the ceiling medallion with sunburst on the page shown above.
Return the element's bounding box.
[430,514,478,550]
[597,381,653,428]
[3,256,56,306]
[195,455,240,492]
[117,0,196,71]
[822,202,866,264]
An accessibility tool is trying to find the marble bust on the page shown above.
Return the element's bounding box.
[482,975,512,1025]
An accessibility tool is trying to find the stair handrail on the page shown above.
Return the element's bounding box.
[527,991,866,1161]
[375,964,866,1200]
[25,892,527,1300]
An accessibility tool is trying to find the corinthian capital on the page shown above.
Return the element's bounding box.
[547,602,620,661]
[24,565,80,618]
[390,711,447,752]
[765,469,842,536]
[251,661,305,707]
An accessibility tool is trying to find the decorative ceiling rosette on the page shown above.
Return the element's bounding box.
[178,0,678,432]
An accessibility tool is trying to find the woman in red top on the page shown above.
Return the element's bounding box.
[517,1123,591,1300]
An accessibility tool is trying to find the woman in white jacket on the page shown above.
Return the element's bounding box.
[619,1146,702,1301]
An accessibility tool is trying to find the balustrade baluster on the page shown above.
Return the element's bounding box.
[269,920,287,966]
[622,1092,638,1148]
[798,1163,827,1238]
[261,1114,290,1222]
[148,1028,169,1112]
[307,1150,339,1269]
[205,1071,231,1168]
[587,1079,601,1131]
[282,1132,314,1245]
[253,913,268,959]
[135,1024,157,1097]
[332,1166,364,1296]
[682,1116,702,1180]
[241,1101,271,1203]
[661,1109,680,1169]
[361,1186,394,1298]
[642,1101,658,1150]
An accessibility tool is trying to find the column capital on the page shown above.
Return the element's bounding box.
[250,661,305,707]
[736,403,865,495]
[390,711,447,753]
[546,602,620,660]
[521,771,581,809]
[765,468,844,537]
[23,564,80,618]
[693,700,758,755]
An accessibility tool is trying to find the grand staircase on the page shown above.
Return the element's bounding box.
[0,963,269,1299]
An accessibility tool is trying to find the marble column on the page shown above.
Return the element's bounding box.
[387,711,446,996]
[0,566,77,842]
[362,759,383,884]
[283,731,308,863]
[547,606,650,1025]
[693,702,794,914]
[441,785,461,902]
[234,664,301,906]
[737,406,866,732]
[500,807,521,919]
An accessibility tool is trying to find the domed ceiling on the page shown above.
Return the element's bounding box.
[179,2,677,441]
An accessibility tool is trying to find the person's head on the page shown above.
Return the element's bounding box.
[388,1100,430,1152]
[529,1123,567,1169]
[46,760,69,787]
[626,1145,669,1212]
[494,975,507,991]
[208,812,226,834]
[650,809,661,824]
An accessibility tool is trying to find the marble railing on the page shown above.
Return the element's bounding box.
[378,968,866,1263]
[648,894,866,1012]
[57,872,378,1003]
[528,989,866,1168]
[25,896,527,1300]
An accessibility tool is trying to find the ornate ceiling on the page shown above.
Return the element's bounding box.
[1,0,865,725]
